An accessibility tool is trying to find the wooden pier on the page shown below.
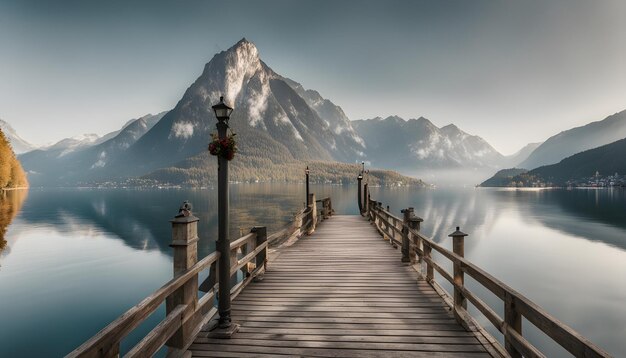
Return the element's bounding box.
[69,190,612,358]
[190,215,495,357]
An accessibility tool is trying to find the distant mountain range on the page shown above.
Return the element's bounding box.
[519,109,626,169]
[480,109,626,187]
[352,116,504,170]
[481,137,626,187]
[16,39,424,187]
[20,113,165,186]
[7,38,626,188]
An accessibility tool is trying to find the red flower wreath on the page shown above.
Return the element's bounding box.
[208,133,238,161]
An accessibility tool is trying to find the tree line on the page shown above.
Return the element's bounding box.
[0,129,28,189]
[141,152,427,188]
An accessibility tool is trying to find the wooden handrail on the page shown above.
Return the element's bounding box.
[367,198,611,358]
[70,196,330,358]
[66,251,220,358]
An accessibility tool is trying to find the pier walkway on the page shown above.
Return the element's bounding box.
[189,215,495,357]
[69,191,611,358]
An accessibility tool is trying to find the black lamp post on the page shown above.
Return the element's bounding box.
[305,166,310,206]
[212,96,234,329]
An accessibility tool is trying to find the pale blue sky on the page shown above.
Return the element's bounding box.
[1,0,625,154]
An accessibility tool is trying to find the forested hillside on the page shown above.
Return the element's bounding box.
[0,129,28,189]
[142,152,426,187]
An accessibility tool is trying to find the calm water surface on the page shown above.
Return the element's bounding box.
[0,185,625,357]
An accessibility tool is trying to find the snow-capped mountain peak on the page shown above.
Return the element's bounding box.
[353,116,504,169]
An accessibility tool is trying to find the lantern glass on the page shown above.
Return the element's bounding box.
[212,96,233,120]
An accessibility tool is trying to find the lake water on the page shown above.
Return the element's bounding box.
[0,185,625,357]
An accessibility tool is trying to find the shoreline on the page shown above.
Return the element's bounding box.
[0,187,29,191]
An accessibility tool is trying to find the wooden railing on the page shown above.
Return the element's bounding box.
[315,196,334,221]
[68,196,326,358]
[367,198,611,358]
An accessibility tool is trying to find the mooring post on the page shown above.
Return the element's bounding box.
[449,227,468,325]
[166,202,199,350]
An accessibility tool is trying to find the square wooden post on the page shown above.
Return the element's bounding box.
[307,193,317,233]
[401,208,413,263]
[251,226,267,281]
[449,226,468,325]
[505,292,523,357]
[402,207,424,264]
[423,242,434,282]
[166,205,199,350]
[363,183,368,214]
[408,214,423,265]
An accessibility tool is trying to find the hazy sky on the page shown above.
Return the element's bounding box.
[1,0,625,154]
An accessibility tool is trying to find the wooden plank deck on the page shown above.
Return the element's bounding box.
[188,215,496,357]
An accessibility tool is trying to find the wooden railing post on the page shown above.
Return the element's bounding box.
[402,207,424,264]
[322,199,330,219]
[505,293,523,357]
[408,213,423,265]
[401,208,413,263]
[308,193,317,233]
[328,199,333,217]
[424,245,434,282]
[363,183,368,215]
[166,203,199,350]
[251,226,267,282]
[449,226,468,325]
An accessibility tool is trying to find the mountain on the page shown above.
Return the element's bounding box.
[352,116,504,170]
[482,137,626,187]
[20,113,165,186]
[504,142,541,168]
[0,120,36,154]
[42,133,102,156]
[20,39,426,187]
[105,38,366,179]
[281,77,366,154]
[520,109,626,169]
[0,129,28,188]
